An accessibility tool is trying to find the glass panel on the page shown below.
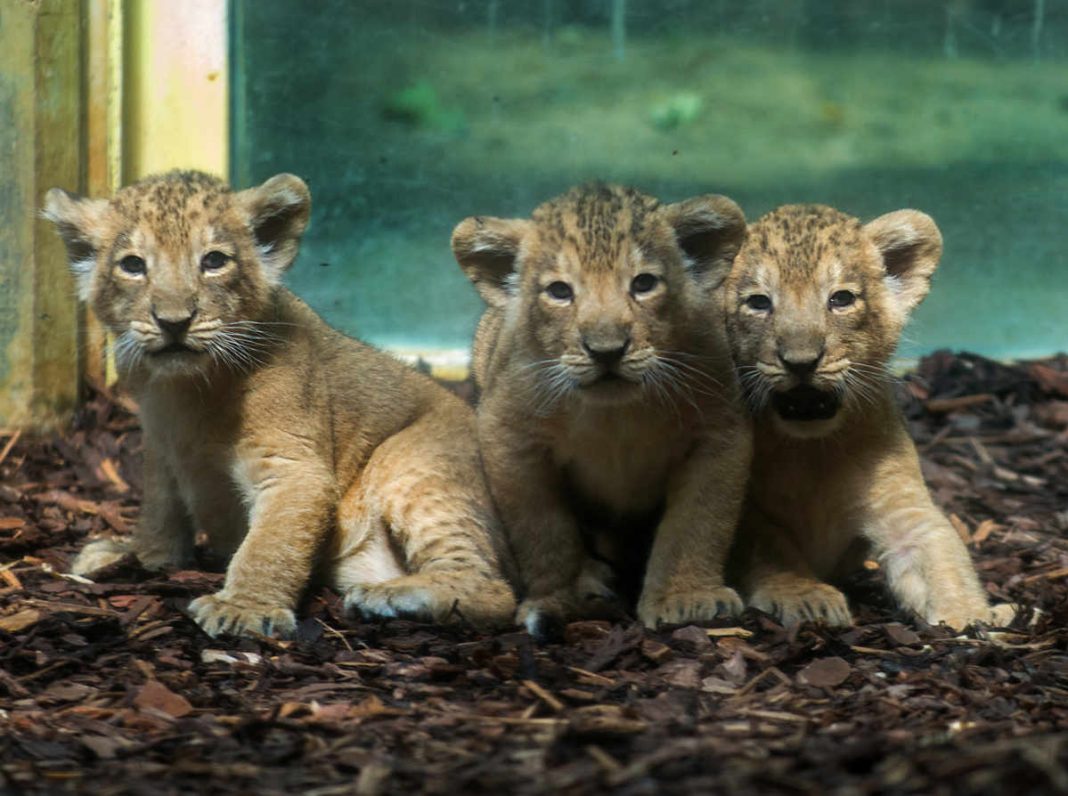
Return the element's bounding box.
[232,0,1067,363]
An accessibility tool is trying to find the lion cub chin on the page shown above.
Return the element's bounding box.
[452,183,753,639]
[44,170,515,638]
[725,204,1013,631]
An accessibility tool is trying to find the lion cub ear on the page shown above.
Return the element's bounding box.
[863,210,943,316]
[451,216,531,308]
[42,188,110,300]
[661,195,747,290]
[236,173,311,281]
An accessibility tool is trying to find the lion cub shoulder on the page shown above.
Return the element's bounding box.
[452,183,752,636]
[726,204,1010,629]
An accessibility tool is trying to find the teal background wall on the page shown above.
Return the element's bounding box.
[231,0,1067,361]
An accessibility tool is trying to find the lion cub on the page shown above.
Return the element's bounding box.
[726,204,1010,629]
[452,184,752,637]
[44,170,515,638]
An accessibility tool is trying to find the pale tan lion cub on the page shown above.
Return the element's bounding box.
[726,204,1011,629]
[452,184,752,638]
[44,170,515,638]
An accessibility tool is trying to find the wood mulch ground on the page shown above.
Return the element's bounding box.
[1,351,1066,795]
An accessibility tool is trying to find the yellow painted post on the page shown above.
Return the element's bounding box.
[123,0,229,182]
[84,0,125,388]
[0,0,83,429]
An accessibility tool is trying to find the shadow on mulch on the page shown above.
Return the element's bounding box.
[1,351,1066,795]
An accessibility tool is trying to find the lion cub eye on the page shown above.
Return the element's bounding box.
[545,281,574,302]
[828,290,857,309]
[201,250,230,272]
[744,294,772,312]
[118,255,146,275]
[630,273,659,295]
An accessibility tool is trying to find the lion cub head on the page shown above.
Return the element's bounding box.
[452,183,746,409]
[44,170,310,379]
[726,204,942,438]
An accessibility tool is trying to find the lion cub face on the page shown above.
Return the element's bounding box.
[726,204,942,438]
[453,184,746,408]
[44,171,310,379]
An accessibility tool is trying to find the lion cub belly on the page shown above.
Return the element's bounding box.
[754,463,863,578]
[553,411,681,517]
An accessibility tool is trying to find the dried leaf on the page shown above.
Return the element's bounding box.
[670,625,712,651]
[134,680,193,718]
[657,659,702,689]
[883,623,921,646]
[797,657,851,688]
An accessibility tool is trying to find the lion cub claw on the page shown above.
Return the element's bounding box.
[638,586,743,629]
[749,581,853,628]
[188,593,297,639]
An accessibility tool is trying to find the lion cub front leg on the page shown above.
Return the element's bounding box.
[71,447,194,575]
[864,491,1008,630]
[484,430,615,639]
[637,437,749,629]
[859,445,1013,630]
[189,451,336,639]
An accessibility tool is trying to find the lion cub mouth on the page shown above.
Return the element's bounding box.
[149,342,200,357]
[772,385,840,421]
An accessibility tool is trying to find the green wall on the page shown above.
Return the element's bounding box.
[232,0,1068,360]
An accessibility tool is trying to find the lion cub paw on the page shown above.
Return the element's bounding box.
[344,577,443,623]
[989,602,1017,627]
[70,538,134,576]
[926,601,1016,630]
[188,592,297,639]
[346,575,516,627]
[749,581,852,628]
[637,586,743,629]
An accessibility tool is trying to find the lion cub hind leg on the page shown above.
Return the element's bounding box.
[71,538,136,576]
[73,449,196,578]
[516,557,623,642]
[336,409,516,629]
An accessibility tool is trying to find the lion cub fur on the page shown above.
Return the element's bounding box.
[725,204,1012,629]
[44,170,515,638]
[452,183,752,635]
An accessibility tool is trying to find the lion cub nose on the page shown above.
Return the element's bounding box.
[582,337,630,366]
[152,308,197,339]
[778,349,823,379]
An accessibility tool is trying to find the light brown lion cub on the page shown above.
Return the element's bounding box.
[44,170,515,638]
[452,184,752,638]
[725,204,1012,629]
